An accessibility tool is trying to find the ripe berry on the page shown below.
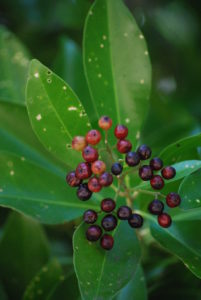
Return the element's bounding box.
[66,171,81,187]
[126,152,140,167]
[83,210,97,224]
[101,214,117,231]
[117,139,132,153]
[86,225,102,241]
[88,177,102,193]
[76,162,92,180]
[100,234,114,250]
[98,116,112,130]
[137,144,152,160]
[139,165,153,181]
[150,175,164,190]
[86,129,101,145]
[111,162,123,175]
[91,160,106,175]
[158,213,172,228]
[99,172,113,187]
[77,183,92,201]
[72,136,87,151]
[150,157,163,170]
[148,200,164,215]
[128,214,143,228]
[117,206,132,220]
[161,166,176,180]
[82,146,99,162]
[101,198,116,212]
[114,125,128,139]
[166,193,181,208]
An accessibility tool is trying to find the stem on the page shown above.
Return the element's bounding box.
[132,189,166,199]
[104,130,115,162]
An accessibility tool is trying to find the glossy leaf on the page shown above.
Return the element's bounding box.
[23,259,62,300]
[0,282,8,300]
[0,152,99,224]
[0,26,30,105]
[0,212,49,299]
[73,221,141,300]
[26,59,91,166]
[83,0,151,143]
[116,265,147,300]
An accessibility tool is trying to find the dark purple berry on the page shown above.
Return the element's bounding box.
[125,152,140,167]
[148,200,164,215]
[101,214,117,231]
[117,206,132,220]
[111,162,123,176]
[166,193,181,208]
[77,183,92,201]
[150,175,164,190]
[83,210,98,224]
[66,171,81,187]
[139,165,153,181]
[101,198,116,213]
[76,162,92,180]
[137,145,152,160]
[158,213,172,228]
[128,213,143,228]
[150,157,163,170]
[117,139,132,153]
[114,125,128,139]
[82,146,99,163]
[161,166,176,180]
[100,234,114,250]
[86,225,102,241]
[99,172,113,187]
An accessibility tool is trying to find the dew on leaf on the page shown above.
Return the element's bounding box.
[66,144,72,149]
[43,128,47,132]
[10,170,14,176]
[63,86,67,90]
[47,78,52,84]
[47,70,52,75]
[36,114,42,121]
[196,199,200,203]
[34,72,39,78]
[98,73,102,78]
[100,43,104,48]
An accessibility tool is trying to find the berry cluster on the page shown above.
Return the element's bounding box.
[66,116,182,250]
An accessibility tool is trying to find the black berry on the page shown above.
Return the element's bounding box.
[139,165,153,181]
[77,183,92,201]
[86,225,102,241]
[83,210,98,224]
[128,213,143,228]
[161,166,176,180]
[125,152,140,167]
[166,193,181,208]
[117,206,132,220]
[100,234,114,250]
[66,171,81,187]
[99,172,113,187]
[101,198,116,212]
[101,214,117,231]
[158,213,172,228]
[150,157,163,170]
[148,200,164,215]
[111,162,123,176]
[150,175,164,190]
[137,145,152,160]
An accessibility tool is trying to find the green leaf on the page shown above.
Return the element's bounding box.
[23,259,63,300]
[0,152,99,224]
[26,59,91,167]
[73,221,141,300]
[159,134,201,165]
[0,212,49,299]
[116,265,147,300]
[0,282,8,300]
[0,26,30,105]
[83,0,151,143]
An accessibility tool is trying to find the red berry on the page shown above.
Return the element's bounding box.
[82,146,99,162]
[66,171,81,187]
[76,162,92,180]
[98,116,112,130]
[77,183,92,201]
[72,136,87,151]
[88,177,102,193]
[99,172,113,187]
[150,157,163,170]
[166,193,181,208]
[148,200,164,215]
[83,210,97,224]
[126,152,140,167]
[150,175,164,190]
[91,160,106,175]
[101,214,117,231]
[101,198,116,212]
[117,206,132,220]
[128,214,143,228]
[86,129,101,145]
[100,234,114,250]
[139,165,153,181]
[86,225,102,241]
[117,139,132,153]
[158,213,172,228]
[161,166,176,180]
[114,125,128,139]
[137,145,152,160]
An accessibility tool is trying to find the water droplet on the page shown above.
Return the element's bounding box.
[10,170,14,176]
[100,43,104,48]
[36,114,42,121]
[63,86,67,90]
[47,78,52,84]
[97,73,102,78]
[34,72,39,78]
[43,128,47,132]
[196,199,200,203]
[66,144,72,149]
[47,70,52,75]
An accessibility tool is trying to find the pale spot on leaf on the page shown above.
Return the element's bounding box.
[68,106,77,111]
[10,170,14,176]
[140,79,145,84]
[125,118,130,124]
[34,72,39,78]
[139,34,144,39]
[36,114,42,121]
[100,43,104,48]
